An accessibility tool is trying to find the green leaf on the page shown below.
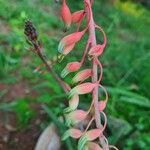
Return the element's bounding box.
[106,86,150,108]
[120,97,150,108]
[106,86,149,101]
[62,130,70,141]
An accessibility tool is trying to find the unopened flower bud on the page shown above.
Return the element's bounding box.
[24,20,37,42]
[61,61,81,78]
[61,0,72,29]
[58,31,84,55]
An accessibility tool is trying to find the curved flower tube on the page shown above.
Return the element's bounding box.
[61,0,72,29]
[69,82,98,97]
[61,61,81,78]
[72,69,92,84]
[58,31,85,54]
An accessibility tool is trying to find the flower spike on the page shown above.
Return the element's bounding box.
[58,0,116,149]
[61,61,81,78]
[61,0,72,29]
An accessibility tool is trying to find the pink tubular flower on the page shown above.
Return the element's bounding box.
[62,128,83,140]
[72,69,92,84]
[61,0,72,29]
[88,44,105,57]
[86,142,103,150]
[58,31,85,54]
[58,43,76,62]
[72,10,85,23]
[69,94,79,110]
[69,82,98,97]
[64,94,79,113]
[85,128,103,141]
[66,110,87,125]
[63,43,75,55]
[69,128,83,139]
[61,61,81,78]
[78,128,103,150]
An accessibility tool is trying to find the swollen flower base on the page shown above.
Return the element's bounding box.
[59,0,118,150]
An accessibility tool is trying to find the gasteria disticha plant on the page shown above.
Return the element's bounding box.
[60,0,118,150]
[24,0,118,150]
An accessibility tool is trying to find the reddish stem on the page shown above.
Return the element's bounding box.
[80,39,90,65]
[33,43,70,93]
[76,12,86,32]
[85,0,108,149]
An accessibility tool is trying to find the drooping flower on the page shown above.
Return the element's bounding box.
[72,69,92,84]
[88,44,105,57]
[64,94,79,113]
[69,82,98,97]
[65,110,87,125]
[57,43,75,62]
[62,128,83,140]
[84,128,103,141]
[61,0,72,29]
[78,128,103,150]
[61,61,81,78]
[58,31,85,55]
[72,10,85,23]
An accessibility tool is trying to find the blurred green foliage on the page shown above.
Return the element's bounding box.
[0,0,150,149]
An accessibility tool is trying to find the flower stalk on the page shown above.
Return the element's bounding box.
[85,0,108,148]
[59,0,118,149]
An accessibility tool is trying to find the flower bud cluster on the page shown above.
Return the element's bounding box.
[24,20,37,42]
